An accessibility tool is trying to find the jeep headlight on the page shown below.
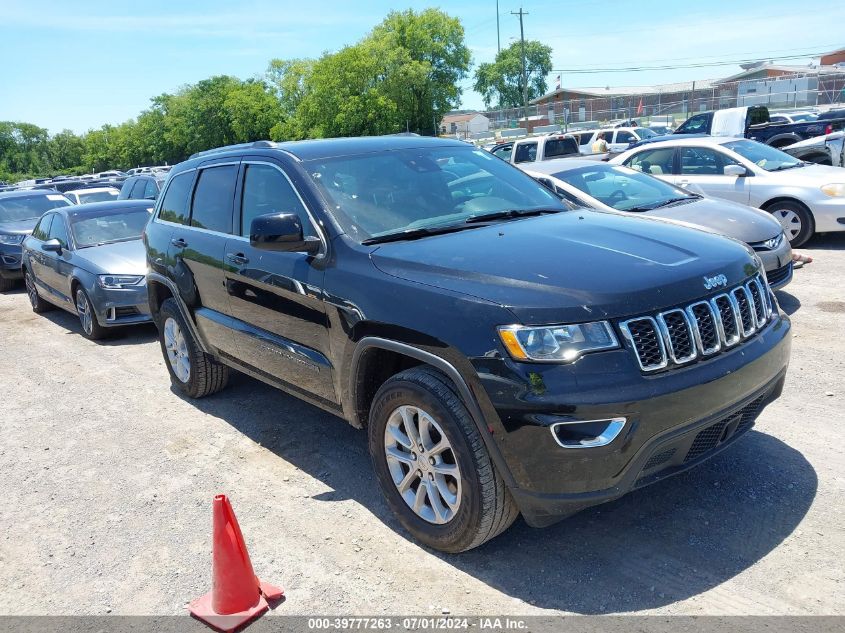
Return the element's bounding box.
[0,234,24,245]
[97,274,145,289]
[821,183,845,197]
[498,321,619,362]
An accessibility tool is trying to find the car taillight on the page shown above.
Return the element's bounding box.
[825,124,833,135]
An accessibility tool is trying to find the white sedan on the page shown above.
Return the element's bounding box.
[64,187,120,205]
[611,136,845,246]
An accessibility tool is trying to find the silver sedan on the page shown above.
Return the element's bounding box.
[611,136,845,247]
[523,159,793,288]
[21,200,153,339]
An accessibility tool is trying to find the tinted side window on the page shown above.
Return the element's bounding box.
[544,138,578,158]
[143,179,159,199]
[625,148,676,175]
[190,165,238,233]
[130,179,147,199]
[677,114,709,134]
[513,142,538,163]
[240,163,313,238]
[48,215,69,248]
[32,214,53,240]
[158,172,194,225]
[119,178,135,199]
[616,131,635,144]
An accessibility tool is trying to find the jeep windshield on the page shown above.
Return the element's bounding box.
[304,145,566,242]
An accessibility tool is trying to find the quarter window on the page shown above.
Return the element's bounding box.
[190,165,238,233]
[158,171,194,225]
[240,164,313,238]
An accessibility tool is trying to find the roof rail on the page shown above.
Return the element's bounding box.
[189,140,277,160]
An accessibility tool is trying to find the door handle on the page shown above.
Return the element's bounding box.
[226,253,249,265]
[170,237,188,248]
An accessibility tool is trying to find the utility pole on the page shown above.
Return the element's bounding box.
[496,0,500,53]
[511,7,529,124]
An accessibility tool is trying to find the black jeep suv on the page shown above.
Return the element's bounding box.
[144,137,791,552]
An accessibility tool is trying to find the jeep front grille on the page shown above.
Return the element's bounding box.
[620,275,773,372]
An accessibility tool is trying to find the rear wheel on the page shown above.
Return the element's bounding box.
[157,298,229,398]
[24,270,52,313]
[75,287,107,340]
[766,200,814,247]
[368,366,518,552]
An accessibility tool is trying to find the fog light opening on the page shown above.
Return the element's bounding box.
[551,417,626,449]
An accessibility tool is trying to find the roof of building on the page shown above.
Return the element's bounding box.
[531,78,718,104]
[714,64,842,83]
[441,112,488,124]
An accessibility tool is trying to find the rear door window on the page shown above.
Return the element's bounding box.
[157,171,195,225]
[143,179,159,199]
[544,137,578,158]
[190,165,238,234]
[625,148,676,175]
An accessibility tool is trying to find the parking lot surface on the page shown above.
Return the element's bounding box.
[1,236,843,617]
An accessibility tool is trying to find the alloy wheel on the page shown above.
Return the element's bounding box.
[770,208,802,242]
[75,289,93,335]
[163,317,191,383]
[384,405,462,524]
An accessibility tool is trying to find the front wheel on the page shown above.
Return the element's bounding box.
[766,200,814,247]
[156,298,229,398]
[368,366,518,552]
[75,287,107,340]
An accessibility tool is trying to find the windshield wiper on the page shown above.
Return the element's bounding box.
[770,162,804,171]
[362,224,479,245]
[626,197,694,212]
[463,207,564,224]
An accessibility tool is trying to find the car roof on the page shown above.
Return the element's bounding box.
[56,200,153,219]
[627,135,744,150]
[69,187,120,194]
[525,158,618,175]
[182,136,469,167]
[0,189,66,199]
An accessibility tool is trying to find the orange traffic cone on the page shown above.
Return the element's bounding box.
[188,495,284,632]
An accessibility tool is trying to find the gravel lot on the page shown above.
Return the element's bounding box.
[1,235,843,617]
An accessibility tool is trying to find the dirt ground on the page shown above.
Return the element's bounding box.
[0,235,843,617]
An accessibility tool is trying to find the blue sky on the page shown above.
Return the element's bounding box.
[0,0,842,134]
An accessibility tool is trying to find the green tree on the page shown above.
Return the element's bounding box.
[371,8,471,135]
[473,40,552,109]
[48,129,86,172]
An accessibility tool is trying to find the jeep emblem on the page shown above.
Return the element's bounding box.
[703,274,728,290]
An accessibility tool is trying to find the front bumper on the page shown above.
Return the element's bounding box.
[755,240,792,289]
[808,196,845,233]
[89,284,152,327]
[473,313,791,527]
[0,243,23,280]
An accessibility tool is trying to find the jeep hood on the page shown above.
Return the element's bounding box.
[370,211,760,324]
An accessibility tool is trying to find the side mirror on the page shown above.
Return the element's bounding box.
[42,238,62,253]
[723,164,748,177]
[250,213,320,255]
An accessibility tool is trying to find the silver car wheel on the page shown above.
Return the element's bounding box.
[25,272,38,308]
[771,208,802,241]
[384,405,462,525]
[75,289,94,335]
[163,317,191,383]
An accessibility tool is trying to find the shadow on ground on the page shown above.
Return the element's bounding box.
[182,372,817,614]
[803,233,845,251]
[33,305,158,346]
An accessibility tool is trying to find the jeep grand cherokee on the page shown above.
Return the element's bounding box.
[144,137,791,552]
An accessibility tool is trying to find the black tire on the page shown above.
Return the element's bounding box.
[156,297,229,398]
[24,269,52,313]
[74,286,108,340]
[765,200,814,248]
[368,366,518,552]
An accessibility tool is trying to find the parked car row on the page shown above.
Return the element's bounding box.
[2,136,794,554]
